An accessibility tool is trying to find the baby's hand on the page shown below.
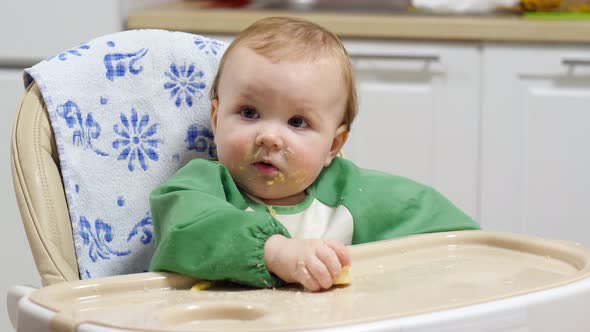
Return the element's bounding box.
[263,235,350,292]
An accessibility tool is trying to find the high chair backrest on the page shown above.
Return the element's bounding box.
[12,30,226,286]
[12,82,79,286]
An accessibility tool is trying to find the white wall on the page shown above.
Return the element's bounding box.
[0,1,174,330]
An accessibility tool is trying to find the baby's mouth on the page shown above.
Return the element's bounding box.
[253,161,279,175]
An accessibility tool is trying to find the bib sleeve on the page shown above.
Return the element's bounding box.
[149,159,290,288]
[313,158,480,244]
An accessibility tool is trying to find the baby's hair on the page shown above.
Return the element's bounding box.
[210,16,358,129]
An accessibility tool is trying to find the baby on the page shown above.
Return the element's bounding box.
[149,17,479,292]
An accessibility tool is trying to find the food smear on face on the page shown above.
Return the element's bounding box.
[266,172,285,186]
[281,147,295,158]
[289,170,307,184]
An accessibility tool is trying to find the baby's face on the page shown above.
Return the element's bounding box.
[211,46,348,206]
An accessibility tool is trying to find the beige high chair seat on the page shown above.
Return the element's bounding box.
[12,82,79,286]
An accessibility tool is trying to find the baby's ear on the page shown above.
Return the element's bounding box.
[210,99,219,135]
[325,124,349,166]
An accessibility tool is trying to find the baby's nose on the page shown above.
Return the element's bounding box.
[255,132,283,150]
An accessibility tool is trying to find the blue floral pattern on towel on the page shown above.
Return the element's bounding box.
[186,124,217,159]
[127,213,153,245]
[56,101,108,156]
[104,48,148,81]
[194,36,224,55]
[79,216,131,262]
[49,44,90,62]
[164,63,207,108]
[113,108,160,171]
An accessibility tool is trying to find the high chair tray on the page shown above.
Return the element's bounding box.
[20,231,590,331]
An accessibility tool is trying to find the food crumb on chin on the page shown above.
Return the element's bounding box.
[291,170,306,184]
[266,172,285,186]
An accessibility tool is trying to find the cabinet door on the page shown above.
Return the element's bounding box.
[0,1,120,62]
[481,44,590,245]
[343,40,480,218]
[0,0,175,63]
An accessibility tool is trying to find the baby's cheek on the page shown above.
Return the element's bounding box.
[290,157,322,186]
[294,157,324,173]
[223,135,248,158]
[287,169,308,185]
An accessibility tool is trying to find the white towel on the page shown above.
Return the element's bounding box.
[24,29,226,279]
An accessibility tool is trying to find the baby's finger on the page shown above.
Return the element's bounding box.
[294,260,321,292]
[306,256,333,290]
[316,243,342,280]
[323,239,351,267]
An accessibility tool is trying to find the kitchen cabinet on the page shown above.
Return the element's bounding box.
[343,40,480,219]
[480,44,590,245]
[0,1,179,63]
[1,2,118,64]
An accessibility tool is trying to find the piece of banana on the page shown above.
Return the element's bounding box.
[190,280,214,291]
[333,265,351,285]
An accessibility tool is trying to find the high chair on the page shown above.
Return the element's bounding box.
[7,81,79,329]
[7,30,590,332]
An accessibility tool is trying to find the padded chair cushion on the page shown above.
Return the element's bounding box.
[12,82,78,285]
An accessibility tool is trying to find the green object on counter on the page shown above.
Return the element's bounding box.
[523,12,590,20]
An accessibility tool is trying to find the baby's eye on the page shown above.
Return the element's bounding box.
[240,106,259,119]
[288,116,309,129]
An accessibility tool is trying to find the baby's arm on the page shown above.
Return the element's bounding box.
[263,235,350,292]
[149,159,290,288]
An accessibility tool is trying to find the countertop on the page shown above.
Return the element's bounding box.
[127,2,590,43]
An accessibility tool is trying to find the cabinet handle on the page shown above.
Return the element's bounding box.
[562,58,590,66]
[349,54,440,63]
